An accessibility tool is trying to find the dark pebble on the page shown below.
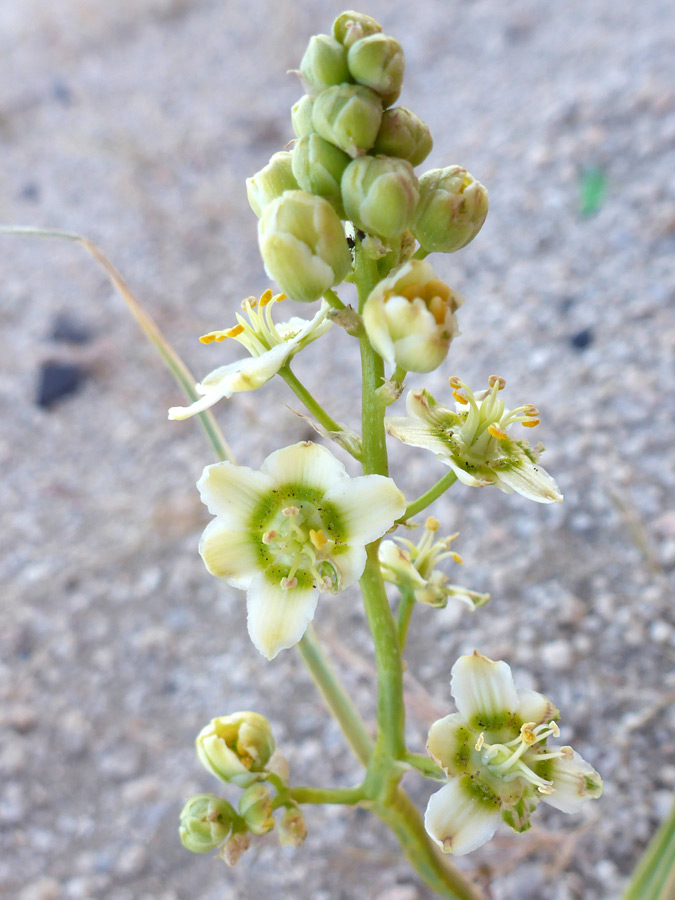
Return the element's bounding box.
[569,327,594,350]
[36,361,86,408]
[50,313,92,345]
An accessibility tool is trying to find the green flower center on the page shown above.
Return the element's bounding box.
[475,721,571,795]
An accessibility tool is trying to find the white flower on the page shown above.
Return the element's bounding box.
[168,290,331,420]
[362,260,462,374]
[386,376,563,503]
[197,441,406,659]
[379,517,489,609]
[424,652,603,855]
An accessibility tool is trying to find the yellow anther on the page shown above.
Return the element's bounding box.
[448,376,463,389]
[559,746,574,760]
[226,324,245,338]
[453,390,469,405]
[525,405,539,416]
[282,506,300,517]
[488,424,508,439]
[450,552,463,565]
[262,530,277,545]
[199,333,217,344]
[522,419,540,428]
[309,528,328,550]
[520,722,537,745]
[259,288,274,306]
[425,516,441,532]
[488,375,506,390]
[475,733,485,751]
[242,295,257,309]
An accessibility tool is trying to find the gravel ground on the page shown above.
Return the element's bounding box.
[1,1,673,899]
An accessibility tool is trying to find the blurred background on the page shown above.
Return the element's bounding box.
[0,1,673,898]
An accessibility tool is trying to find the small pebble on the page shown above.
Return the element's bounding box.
[36,362,86,408]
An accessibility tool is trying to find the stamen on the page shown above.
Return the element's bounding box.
[262,530,277,544]
[549,721,560,738]
[537,783,555,795]
[450,552,463,564]
[280,576,298,590]
[226,324,245,337]
[282,506,300,517]
[448,376,463,389]
[199,333,217,344]
[520,722,537,745]
[560,746,573,760]
[242,295,257,309]
[309,529,328,550]
[425,517,440,532]
[259,289,273,306]
[488,424,508,439]
[488,375,506,390]
[453,390,469,405]
[522,419,540,428]
[475,733,485,751]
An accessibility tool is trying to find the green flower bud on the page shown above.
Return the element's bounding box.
[292,134,351,217]
[291,95,314,138]
[179,793,236,854]
[373,107,433,167]
[412,166,489,253]
[347,34,404,107]
[238,784,275,836]
[196,712,275,788]
[258,190,352,302]
[299,34,350,97]
[332,11,382,49]
[246,152,299,218]
[313,83,382,158]
[342,156,419,240]
[278,807,307,847]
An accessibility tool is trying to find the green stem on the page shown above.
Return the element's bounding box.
[360,544,406,762]
[413,247,430,260]
[377,789,485,900]
[287,785,367,806]
[397,587,416,651]
[400,470,458,522]
[297,626,373,767]
[279,365,359,457]
[622,799,675,900]
[323,288,346,310]
[0,226,233,463]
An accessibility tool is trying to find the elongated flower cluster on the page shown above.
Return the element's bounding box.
[425,652,603,854]
[386,376,563,503]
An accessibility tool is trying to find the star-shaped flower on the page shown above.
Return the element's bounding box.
[169,290,331,420]
[197,441,406,659]
[386,376,562,503]
[424,652,603,855]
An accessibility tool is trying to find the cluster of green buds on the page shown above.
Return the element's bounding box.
[180,711,307,863]
[245,9,488,327]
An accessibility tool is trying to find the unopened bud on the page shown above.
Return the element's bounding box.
[332,10,382,49]
[347,34,404,107]
[299,34,351,97]
[313,83,382,158]
[239,784,275,836]
[258,190,352,302]
[413,166,489,253]
[363,259,461,373]
[246,152,299,218]
[278,807,307,847]
[196,712,275,788]
[291,95,314,138]
[342,156,419,240]
[179,793,236,853]
[373,107,433,167]
[292,134,351,217]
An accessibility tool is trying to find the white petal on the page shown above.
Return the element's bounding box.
[246,572,319,660]
[424,777,501,856]
[330,542,367,590]
[197,462,273,526]
[516,689,560,727]
[450,652,519,728]
[198,520,262,589]
[494,457,563,504]
[427,713,475,774]
[323,475,406,545]
[260,441,347,493]
[363,295,396,366]
[542,750,603,813]
[168,346,292,420]
[385,416,453,460]
[379,541,426,587]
